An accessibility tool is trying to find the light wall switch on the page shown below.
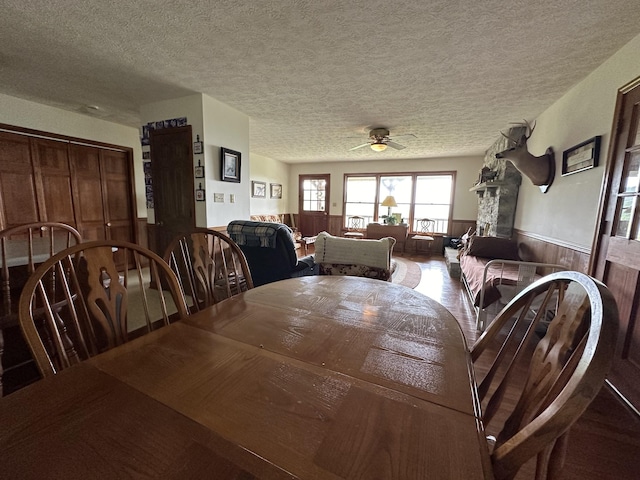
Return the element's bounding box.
[214,193,224,203]
[230,194,235,203]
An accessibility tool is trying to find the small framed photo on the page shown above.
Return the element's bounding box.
[252,181,266,198]
[562,136,601,176]
[195,165,204,178]
[221,147,241,183]
[193,139,203,154]
[270,183,282,199]
[195,182,205,201]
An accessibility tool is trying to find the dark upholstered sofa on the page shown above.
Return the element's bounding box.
[227,220,317,287]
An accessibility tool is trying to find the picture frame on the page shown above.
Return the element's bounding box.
[562,136,601,176]
[193,135,203,154]
[221,147,241,183]
[252,181,266,198]
[195,183,205,202]
[270,183,282,199]
[194,160,204,178]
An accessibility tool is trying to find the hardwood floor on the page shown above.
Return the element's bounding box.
[409,253,640,480]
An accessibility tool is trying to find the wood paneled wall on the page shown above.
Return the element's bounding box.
[513,229,590,272]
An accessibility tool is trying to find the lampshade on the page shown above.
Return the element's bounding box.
[370,142,387,152]
[381,195,397,207]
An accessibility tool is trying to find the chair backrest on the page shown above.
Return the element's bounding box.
[415,218,435,233]
[18,240,189,378]
[470,271,618,480]
[347,216,365,230]
[163,228,253,311]
[1,222,82,319]
[227,220,301,287]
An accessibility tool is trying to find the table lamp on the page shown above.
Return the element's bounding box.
[381,195,397,217]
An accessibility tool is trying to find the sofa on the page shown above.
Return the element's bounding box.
[227,220,317,287]
[458,235,564,330]
[314,231,397,281]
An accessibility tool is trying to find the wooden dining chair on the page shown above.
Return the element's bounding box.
[1,222,82,394]
[18,240,189,378]
[344,216,365,239]
[411,218,435,254]
[163,228,253,312]
[470,271,618,480]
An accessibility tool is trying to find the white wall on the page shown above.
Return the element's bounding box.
[0,93,145,216]
[201,94,250,227]
[140,93,250,228]
[288,156,484,221]
[250,153,290,214]
[517,32,640,251]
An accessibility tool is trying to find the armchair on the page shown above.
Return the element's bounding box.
[227,220,317,287]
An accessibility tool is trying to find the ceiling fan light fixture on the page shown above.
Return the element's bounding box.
[370,142,387,152]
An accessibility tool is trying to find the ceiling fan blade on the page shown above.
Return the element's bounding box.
[349,143,371,151]
[386,141,406,150]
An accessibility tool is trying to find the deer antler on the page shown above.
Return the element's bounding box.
[501,119,536,146]
[501,131,520,146]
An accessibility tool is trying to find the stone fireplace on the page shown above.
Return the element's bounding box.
[471,126,524,238]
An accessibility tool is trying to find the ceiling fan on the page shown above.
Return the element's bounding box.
[349,128,414,152]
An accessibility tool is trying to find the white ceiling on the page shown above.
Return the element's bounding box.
[2,1,640,164]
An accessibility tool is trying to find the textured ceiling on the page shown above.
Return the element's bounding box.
[1,1,640,163]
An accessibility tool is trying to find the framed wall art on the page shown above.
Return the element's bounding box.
[252,181,266,198]
[195,183,205,202]
[562,136,601,176]
[195,159,204,178]
[270,183,282,199]
[221,147,241,182]
[193,134,203,154]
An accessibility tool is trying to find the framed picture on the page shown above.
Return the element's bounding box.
[562,136,601,176]
[252,181,266,198]
[195,160,204,178]
[221,147,241,183]
[195,183,205,202]
[193,135,203,154]
[270,183,282,199]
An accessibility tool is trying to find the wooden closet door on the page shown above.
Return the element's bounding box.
[30,137,76,226]
[70,144,107,241]
[0,131,40,229]
[69,144,136,244]
[100,148,136,244]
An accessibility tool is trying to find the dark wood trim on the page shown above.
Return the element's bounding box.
[0,123,133,153]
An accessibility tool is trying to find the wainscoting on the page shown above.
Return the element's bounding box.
[513,229,591,272]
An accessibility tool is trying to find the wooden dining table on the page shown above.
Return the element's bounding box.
[0,275,492,479]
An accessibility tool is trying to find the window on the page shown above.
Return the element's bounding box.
[344,172,455,234]
[301,177,327,212]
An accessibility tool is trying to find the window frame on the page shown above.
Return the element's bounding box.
[342,171,456,235]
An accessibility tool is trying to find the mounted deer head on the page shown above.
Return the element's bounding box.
[495,120,555,193]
